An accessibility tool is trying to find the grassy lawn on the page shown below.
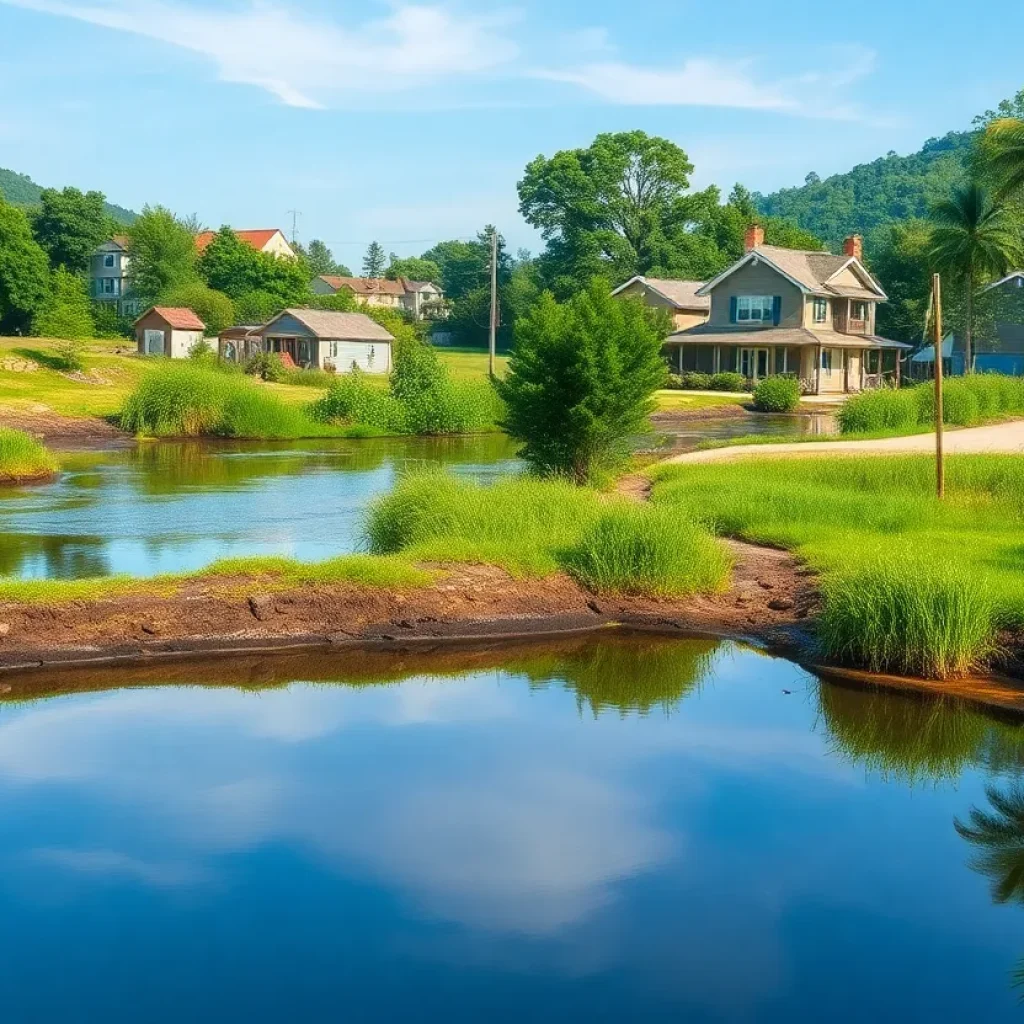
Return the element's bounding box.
[654,390,750,412]
[433,346,509,380]
[651,454,1024,678]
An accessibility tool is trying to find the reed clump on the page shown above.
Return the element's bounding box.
[0,428,59,482]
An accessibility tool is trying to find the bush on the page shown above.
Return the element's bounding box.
[819,561,994,679]
[91,302,133,339]
[561,504,731,597]
[709,372,746,392]
[309,368,407,433]
[32,267,94,365]
[119,363,334,439]
[0,428,58,481]
[681,371,714,390]
[838,386,921,434]
[244,352,286,382]
[753,375,801,412]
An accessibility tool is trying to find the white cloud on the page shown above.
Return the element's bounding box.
[535,47,880,121]
[1,0,520,108]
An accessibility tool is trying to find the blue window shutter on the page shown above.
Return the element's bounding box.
[773,296,782,325]
[729,296,737,323]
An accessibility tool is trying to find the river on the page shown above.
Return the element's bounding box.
[0,635,1021,1021]
[0,413,830,581]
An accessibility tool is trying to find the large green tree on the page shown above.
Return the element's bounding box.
[869,219,936,343]
[198,226,310,306]
[126,206,200,304]
[302,238,350,278]
[421,229,509,300]
[518,131,702,290]
[930,182,1019,371]
[0,198,50,333]
[362,241,386,278]
[386,255,442,284]
[497,279,668,483]
[160,281,235,334]
[33,266,94,342]
[31,187,110,274]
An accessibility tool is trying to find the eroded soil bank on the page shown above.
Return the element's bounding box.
[0,545,817,673]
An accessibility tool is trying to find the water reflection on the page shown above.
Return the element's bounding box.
[0,434,518,580]
[0,636,1023,1021]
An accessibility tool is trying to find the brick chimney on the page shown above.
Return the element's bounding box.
[744,224,765,252]
[843,234,863,261]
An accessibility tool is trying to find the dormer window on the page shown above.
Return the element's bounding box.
[813,298,828,323]
[736,296,775,323]
[850,300,869,322]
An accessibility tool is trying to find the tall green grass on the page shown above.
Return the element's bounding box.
[838,375,1024,434]
[0,428,58,482]
[562,504,731,597]
[119,363,340,439]
[365,469,730,595]
[651,454,1024,678]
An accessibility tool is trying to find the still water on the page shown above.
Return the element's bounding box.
[0,414,831,581]
[0,635,1022,1021]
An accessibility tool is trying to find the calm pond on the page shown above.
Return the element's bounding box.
[0,635,1022,1021]
[0,413,830,581]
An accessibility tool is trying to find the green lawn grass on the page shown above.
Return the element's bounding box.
[651,454,1024,678]
[0,428,58,482]
[653,390,750,412]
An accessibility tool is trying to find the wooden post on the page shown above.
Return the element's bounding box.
[933,273,945,500]
[488,228,498,378]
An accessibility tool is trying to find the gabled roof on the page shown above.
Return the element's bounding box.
[258,308,395,342]
[195,229,289,253]
[136,306,206,330]
[611,276,710,310]
[698,245,887,301]
[669,323,912,350]
[983,271,1024,293]
[317,275,406,297]
[398,277,441,294]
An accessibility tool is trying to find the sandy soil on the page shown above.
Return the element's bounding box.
[0,405,125,442]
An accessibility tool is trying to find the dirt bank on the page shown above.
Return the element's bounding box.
[0,406,126,442]
[0,550,818,674]
[651,402,751,424]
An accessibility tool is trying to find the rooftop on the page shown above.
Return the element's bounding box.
[195,229,286,253]
[260,309,395,342]
[138,306,206,330]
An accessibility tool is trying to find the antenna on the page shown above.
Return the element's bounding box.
[287,209,302,246]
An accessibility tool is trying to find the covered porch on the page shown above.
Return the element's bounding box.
[263,334,318,369]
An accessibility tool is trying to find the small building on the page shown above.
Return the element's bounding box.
[218,325,264,364]
[611,277,710,331]
[668,227,912,393]
[311,275,446,319]
[256,309,394,373]
[135,307,207,358]
[195,228,296,259]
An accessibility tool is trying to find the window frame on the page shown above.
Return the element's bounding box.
[103,253,116,268]
[812,297,828,323]
[820,349,833,373]
[850,300,869,322]
[736,295,775,324]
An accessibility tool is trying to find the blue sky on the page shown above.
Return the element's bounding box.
[1,0,1022,259]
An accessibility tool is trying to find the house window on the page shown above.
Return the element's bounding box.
[102,278,118,295]
[104,254,116,268]
[736,296,775,323]
[866,350,881,374]
[850,301,869,322]
[820,349,833,373]
[813,298,828,323]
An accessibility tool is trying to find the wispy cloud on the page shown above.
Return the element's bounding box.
[536,46,880,121]
[1,0,520,108]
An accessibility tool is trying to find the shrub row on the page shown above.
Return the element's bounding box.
[838,374,1024,434]
[668,371,750,392]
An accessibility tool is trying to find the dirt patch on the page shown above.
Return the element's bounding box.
[652,403,751,424]
[0,406,126,441]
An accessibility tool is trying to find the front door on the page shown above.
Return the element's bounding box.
[739,348,770,381]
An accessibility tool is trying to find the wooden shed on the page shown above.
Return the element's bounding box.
[135,307,207,359]
[256,309,395,373]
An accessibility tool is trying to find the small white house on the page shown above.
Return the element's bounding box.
[135,306,207,358]
[256,308,394,373]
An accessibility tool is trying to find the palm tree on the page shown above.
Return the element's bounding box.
[955,784,1024,904]
[930,182,1018,373]
[981,118,1024,199]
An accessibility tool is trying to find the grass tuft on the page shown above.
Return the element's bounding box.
[0,428,58,482]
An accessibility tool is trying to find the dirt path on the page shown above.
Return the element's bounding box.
[0,405,125,442]
[665,419,1024,465]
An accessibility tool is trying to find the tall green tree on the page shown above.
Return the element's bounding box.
[518,131,699,290]
[421,229,509,300]
[362,241,386,278]
[0,198,50,333]
[160,281,234,334]
[31,187,110,273]
[386,255,442,284]
[870,219,936,343]
[981,117,1024,199]
[33,266,94,342]
[497,279,668,483]
[930,182,1019,371]
[126,206,199,304]
[304,238,350,278]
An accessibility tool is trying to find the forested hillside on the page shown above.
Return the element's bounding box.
[755,131,975,246]
[0,166,135,223]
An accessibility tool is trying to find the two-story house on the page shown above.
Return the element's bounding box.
[89,236,142,315]
[311,275,446,320]
[610,277,710,331]
[669,227,911,393]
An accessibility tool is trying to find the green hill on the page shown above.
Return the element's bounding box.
[0,166,136,224]
[755,131,975,247]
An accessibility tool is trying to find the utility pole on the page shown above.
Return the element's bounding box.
[932,273,945,500]
[489,228,498,378]
[287,209,302,247]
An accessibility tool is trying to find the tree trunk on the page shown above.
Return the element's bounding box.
[965,277,974,375]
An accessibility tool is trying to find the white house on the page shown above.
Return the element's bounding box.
[256,309,394,373]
